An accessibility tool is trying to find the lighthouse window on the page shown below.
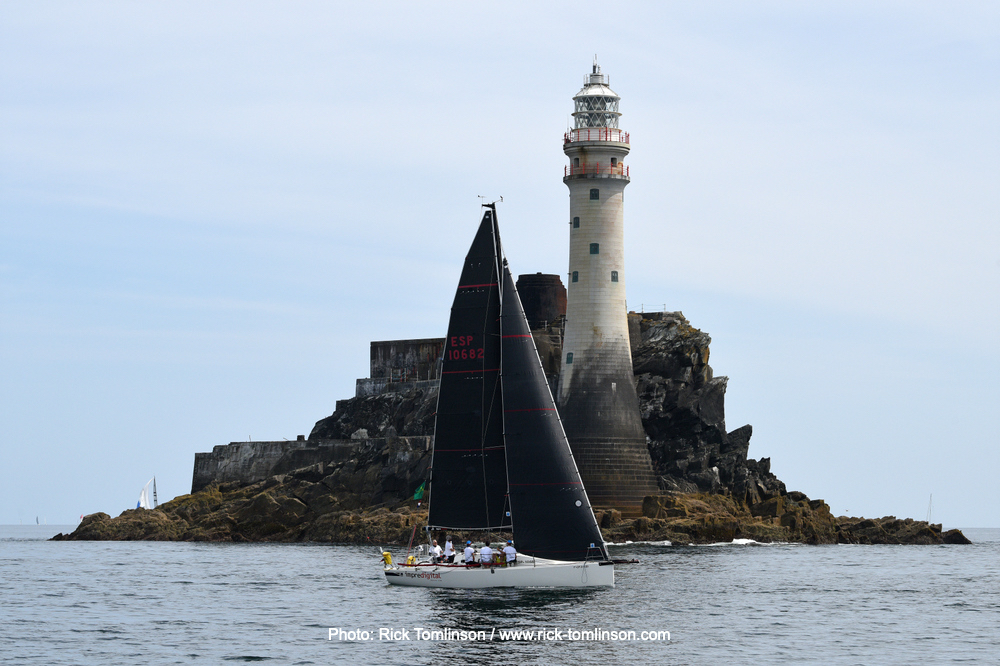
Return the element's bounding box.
[590,188,599,200]
[590,243,599,255]
[575,97,619,113]
[611,157,617,167]
[572,271,579,283]
[574,157,580,167]
[573,217,580,228]
[566,352,574,364]
[611,270,618,282]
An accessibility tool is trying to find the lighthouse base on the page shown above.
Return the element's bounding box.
[567,435,658,518]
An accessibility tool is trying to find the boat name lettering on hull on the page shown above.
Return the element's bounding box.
[404,571,442,580]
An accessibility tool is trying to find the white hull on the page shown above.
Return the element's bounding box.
[383,556,614,588]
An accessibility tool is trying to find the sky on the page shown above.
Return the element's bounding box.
[1,1,997,528]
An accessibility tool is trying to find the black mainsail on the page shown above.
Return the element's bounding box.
[428,205,607,562]
[427,207,510,530]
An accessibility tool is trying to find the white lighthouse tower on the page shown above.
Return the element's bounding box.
[557,61,657,514]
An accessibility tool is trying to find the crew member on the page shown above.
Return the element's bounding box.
[503,540,517,566]
[430,539,443,563]
[479,543,494,566]
[464,540,476,566]
[443,537,455,563]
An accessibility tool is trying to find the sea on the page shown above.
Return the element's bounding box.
[2,526,998,665]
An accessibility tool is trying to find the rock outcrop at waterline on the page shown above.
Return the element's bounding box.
[51,478,969,545]
[53,477,425,544]
[608,492,970,545]
[52,310,970,545]
[53,396,970,545]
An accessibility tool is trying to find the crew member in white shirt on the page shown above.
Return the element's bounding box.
[430,539,443,563]
[502,540,517,566]
[479,543,494,566]
[463,540,476,566]
[443,538,455,563]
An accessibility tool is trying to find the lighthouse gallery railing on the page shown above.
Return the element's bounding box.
[564,162,629,178]
[564,128,629,144]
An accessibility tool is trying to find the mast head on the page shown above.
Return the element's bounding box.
[573,59,620,129]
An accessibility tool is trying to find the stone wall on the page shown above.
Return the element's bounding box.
[369,338,443,382]
[191,437,432,493]
[192,441,302,493]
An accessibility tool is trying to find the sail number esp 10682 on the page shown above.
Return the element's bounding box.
[447,335,484,360]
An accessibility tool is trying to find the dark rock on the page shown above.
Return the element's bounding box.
[721,424,752,456]
[642,495,689,519]
[636,313,786,505]
[657,475,700,494]
[942,529,973,544]
[56,509,189,541]
[832,516,970,545]
[310,387,438,441]
[287,462,327,483]
[595,509,623,528]
[632,313,712,384]
[690,467,722,492]
[751,496,785,518]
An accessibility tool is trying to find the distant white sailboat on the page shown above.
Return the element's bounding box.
[137,477,158,510]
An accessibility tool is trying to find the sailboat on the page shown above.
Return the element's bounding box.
[382,204,614,588]
[137,477,158,510]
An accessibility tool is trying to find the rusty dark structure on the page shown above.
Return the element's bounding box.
[515,272,567,329]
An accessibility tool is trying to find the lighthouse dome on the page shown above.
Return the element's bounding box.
[572,62,621,129]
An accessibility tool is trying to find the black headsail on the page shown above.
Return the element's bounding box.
[500,260,608,561]
[427,206,510,531]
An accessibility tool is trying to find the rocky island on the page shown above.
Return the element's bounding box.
[53,311,969,546]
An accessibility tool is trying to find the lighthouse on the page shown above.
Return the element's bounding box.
[557,61,657,515]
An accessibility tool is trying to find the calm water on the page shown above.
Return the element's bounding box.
[2,526,998,664]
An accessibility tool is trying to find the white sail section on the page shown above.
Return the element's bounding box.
[137,477,154,510]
